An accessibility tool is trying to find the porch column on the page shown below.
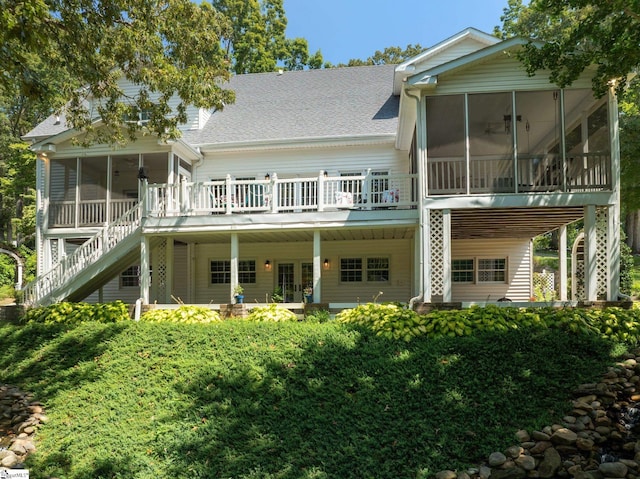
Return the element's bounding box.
[558,225,568,301]
[165,239,174,303]
[608,88,621,301]
[608,204,621,300]
[423,209,432,302]
[313,230,321,303]
[584,205,597,301]
[442,209,452,302]
[230,233,239,303]
[140,236,151,304]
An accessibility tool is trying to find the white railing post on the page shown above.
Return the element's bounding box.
[318,171,325,212]
[270,173,279,213]
[363,169,372,210]
[225,174,233,215]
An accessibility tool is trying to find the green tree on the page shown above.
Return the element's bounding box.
[498,0,640,253]
[498,0,640,97]
[0,0,236,145]
[212,0,322,73]
[330,44,426,68]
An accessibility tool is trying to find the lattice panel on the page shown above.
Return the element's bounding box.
[50,240,59,264]
[595,207,608,299]
[533,271,555,301]
[155,239,167,302]
[572,234,585,301]
[430,210,444,297]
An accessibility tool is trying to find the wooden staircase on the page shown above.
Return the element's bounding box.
[23,203,143,306]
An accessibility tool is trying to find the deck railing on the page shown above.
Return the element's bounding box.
[427,153,611,195]
[49,199,139,228]
[146,173,419,217]
[23,203,143,305]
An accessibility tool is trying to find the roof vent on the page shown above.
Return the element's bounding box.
[54,115,60,125]
[277,69,283,75]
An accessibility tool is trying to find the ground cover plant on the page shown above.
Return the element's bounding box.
[0,307,626,479]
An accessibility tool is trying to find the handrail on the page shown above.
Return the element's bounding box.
[23,202,143,306]
[146,173,419,216]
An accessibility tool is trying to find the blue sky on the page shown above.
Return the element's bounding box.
[283,0,512,65]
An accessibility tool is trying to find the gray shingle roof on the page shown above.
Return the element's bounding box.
[183,64,399,147]
[24,64,400,146]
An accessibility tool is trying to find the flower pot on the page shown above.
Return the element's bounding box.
[305,294,313,303]
[235,294,244,304]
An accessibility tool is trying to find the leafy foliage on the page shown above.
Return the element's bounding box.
[246,303,297,322]
[213,0,322,73]
[139,305,221,324]
[0,0,235,145]
[499,0,640,98]
[333,44,426,68]
[0,315,617,478]
[338,303,640,346]
[21,301,130,325]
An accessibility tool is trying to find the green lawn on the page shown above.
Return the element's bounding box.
[0,319,619,479]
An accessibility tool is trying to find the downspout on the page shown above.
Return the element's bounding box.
[404,87,425,309]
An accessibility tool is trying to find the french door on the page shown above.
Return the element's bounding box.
[277,261,313,302]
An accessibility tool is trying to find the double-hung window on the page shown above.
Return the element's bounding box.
[452,258,507,283]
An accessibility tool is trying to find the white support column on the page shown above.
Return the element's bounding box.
[313,230,321,303]
[584,205,597,301]
[608,204,620,300]
[442,209,452,302]
[140,236,151,304]
[608,87,621,301]
[165,239,174,303]
[423,209,432,302]
[230,233,239,303]
[558,225,568,301]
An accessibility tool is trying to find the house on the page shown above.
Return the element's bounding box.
[22,28,621,308]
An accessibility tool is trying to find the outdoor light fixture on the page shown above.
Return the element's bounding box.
[114,169,120,177]
[265,173,270,180]
[137,167,148,181]
[323,258,330,270]
[264,260,271,271]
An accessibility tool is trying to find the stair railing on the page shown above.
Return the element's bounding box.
[23,202,143,306]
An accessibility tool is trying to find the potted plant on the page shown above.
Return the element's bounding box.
[303,285,313,303]
[233,284,244,304]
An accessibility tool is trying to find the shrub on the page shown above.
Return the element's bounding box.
[246,303,297,322]
[337,302,426,341]
[139,305,221,324]
[22,301,130,325]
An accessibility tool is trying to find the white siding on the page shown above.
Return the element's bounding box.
[415,38,493,72]
[192,238,413,304]
[451,238,532,302]
[173,243,189,302]
[433,54,595,95]
[196,144,407,182]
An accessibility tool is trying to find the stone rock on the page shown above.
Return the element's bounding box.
[532,431,551,441]
[489,452,507,467]
[456,472,471,479]
[538,447,562,479]
[551,428,578,446]
[598,461,628,478]
[1,451,19,468]
[505,446,523,459]
[515,430,530,442]
[435,470,457,479]
[529,441,553,455]
[514,455,536,471]
[479,465,492,479]
[576,437,595,451]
